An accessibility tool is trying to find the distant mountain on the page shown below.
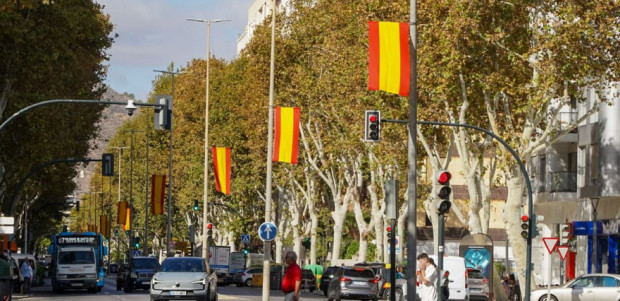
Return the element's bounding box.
[74,87,135,199]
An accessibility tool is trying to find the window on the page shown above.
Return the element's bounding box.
[601,277,620,287]
[578,146,586,187]
[571,276,596,288]
[344,268,375,278]
[590,144,599,182]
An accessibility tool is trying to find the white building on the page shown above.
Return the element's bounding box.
[236,0,290,54]
[532,82,620,285]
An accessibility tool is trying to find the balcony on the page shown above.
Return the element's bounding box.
[547,171,577,193]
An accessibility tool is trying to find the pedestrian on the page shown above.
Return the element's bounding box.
[417,253,437,301]
[281,251,301,301]
[21,257,33,295]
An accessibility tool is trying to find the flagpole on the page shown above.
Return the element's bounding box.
[262,0,277,299]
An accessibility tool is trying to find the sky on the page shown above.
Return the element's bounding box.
[97,0,254,101]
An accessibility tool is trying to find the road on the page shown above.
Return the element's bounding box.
[15,274,329,301]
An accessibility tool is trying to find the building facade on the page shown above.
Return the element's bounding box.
[236,0,290,54]
[533,82,620,285]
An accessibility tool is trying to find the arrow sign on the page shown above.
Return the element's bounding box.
[543,237,559,254]
[258,222,277,241]
[557,245,569,261]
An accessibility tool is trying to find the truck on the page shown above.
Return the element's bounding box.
[208,246,230,284]
[49,232,107,293]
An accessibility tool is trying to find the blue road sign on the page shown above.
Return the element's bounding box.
[241,234,251,244]
[258,222,277,241]
[131,250,141,257]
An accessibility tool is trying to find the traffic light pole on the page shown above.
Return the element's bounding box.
[382,119,534,301]
[437,213,445,301]
[389,219,396,301]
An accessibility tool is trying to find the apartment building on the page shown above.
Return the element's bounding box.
[236,0,290,54]
[532,82,620,284]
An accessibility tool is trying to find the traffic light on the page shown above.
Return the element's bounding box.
[193,200,199,211]
[520,215,529,239]
[75,201,80,212]
[135,236,141,248]
[302,237,310,249]
[206,223,213,238]
[561,222,576,251]
[243,247,249,257]
[154,94,172,130]
[102,153,114,176]
[364,110,381,142]
[534,214,545,237]
[436,171,452,214]
[386,226,393,244]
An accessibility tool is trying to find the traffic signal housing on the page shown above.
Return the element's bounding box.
[364,110,381,142]
[243,247,249,257]
[102,153,114,176]
[436,171,452,214]
[206,223,213,238]
[386,226,393,244]
[302,237,310,249]
[154,94,172,130]
[193,200,199,211]
[520,215,529,239]
[75,201,80,212]
[135,236,141,248]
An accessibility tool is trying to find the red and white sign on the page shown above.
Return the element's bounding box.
[543,237,559,254]
[557,245,569,261]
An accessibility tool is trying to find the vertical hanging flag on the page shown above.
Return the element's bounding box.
[151,175,166,215]
[273,107,300,164]
[368,21,410,96]
[212,147,231,195]
[117,201,128,225]
[124,208,131,231]
[100,216,110,238]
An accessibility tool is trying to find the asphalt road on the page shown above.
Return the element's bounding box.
[13,274,329,301]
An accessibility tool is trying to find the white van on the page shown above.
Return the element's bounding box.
[403,255,469,301]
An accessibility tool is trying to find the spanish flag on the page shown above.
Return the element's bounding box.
[368,21,410,96]
[117,201,128,225]
[273,107,300,164]
[212,147,231,195]
[124,207,131,231]
[151,175,166,215]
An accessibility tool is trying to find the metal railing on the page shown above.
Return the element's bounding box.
[548,171,577,193]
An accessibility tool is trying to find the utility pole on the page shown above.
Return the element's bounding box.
[144,112,150,256]
[407,1,418,300]
[124,130,140,251]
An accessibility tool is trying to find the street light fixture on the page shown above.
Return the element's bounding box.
[186,17,230,264]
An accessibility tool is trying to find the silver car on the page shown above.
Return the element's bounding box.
[530,273,620,301]
[467,268,489,301]
[150,257,217,301]
[327,266,379,301]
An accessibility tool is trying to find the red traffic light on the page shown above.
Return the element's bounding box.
[369,115,377,122]
[207,223,213,230]
[437,171,451,184]
[521,215,529,222]
[386,226,392,232]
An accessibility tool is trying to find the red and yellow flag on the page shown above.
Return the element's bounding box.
[212,147,231,195]
[124,208,131,231]
[368,21,410,96]
[151,175,166,215]
[273,107,300,164]
[117,201,128,225]
[99,215,110,238]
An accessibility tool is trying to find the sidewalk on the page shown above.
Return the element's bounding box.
[12,278,51,299]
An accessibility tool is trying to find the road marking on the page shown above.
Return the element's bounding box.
[218,295,250,300]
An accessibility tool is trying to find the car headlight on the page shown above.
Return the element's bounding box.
[57,274,67,279]
[191,278,206,285]
[130,272,138,278]
[152,278,162,284]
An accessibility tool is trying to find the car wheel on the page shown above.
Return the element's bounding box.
[97,286,102,292]
[323,289,328,297]
[116,281,121,291]
[246,279,252,287]
[537,295,557,301]
[124,282,133,293]
[395,288,403,301]
[150,297,158,301]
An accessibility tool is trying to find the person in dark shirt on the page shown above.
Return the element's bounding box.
[281,251,301,301]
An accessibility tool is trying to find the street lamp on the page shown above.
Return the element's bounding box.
[186,17,230,263]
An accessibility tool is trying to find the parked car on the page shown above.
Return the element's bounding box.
[233,267,263,287]
[530,273,620,301]
[320,266,340,296]
[301,269,317,292]
[108,263,119,274]
[378,268,407,301]
[467,268,490,301]
[327,266,379,301]
[117,256,160,292]
[150,257,217,301]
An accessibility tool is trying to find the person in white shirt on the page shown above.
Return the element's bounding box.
[417,253,437,301]
[21,257,33,295]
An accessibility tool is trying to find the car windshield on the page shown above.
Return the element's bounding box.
[344,268,374,278]
[59,251,94,264]
[132,259,159,269]
[469,270,485,279]
[161,259,204,272]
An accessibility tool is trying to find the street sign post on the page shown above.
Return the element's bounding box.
[131,250,141,257]
[241,234,251,245]
[258,222,277,241]
[542,237,559,301]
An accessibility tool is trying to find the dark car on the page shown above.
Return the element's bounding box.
[327,266,379,301]
[301,269,317,292]
[150,257,218,301]
[108,263,119,274]
[117,256,160,292]
[320,266,339,296]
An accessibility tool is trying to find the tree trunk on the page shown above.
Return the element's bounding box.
[503,175,531,296]
[309,208,318,265]
[330,205,347,264]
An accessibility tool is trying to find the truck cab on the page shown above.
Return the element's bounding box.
[53,246,98,293]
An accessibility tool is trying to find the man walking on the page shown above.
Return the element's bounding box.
[281,251,301,301]
[21,257,32,295]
